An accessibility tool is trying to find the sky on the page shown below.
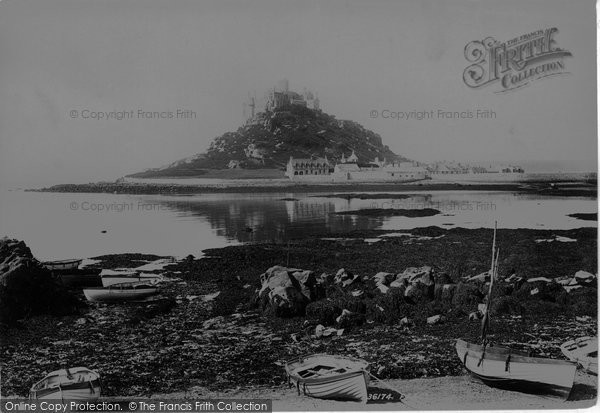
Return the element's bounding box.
[0,0,596,186]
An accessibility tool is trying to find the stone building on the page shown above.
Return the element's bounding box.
[285,156,333,179]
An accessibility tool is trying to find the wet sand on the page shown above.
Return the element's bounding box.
[152,371,597,410]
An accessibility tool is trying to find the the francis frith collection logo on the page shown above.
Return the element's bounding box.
[463,28,572,93]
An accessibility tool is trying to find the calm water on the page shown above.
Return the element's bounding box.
[0,189,595,260]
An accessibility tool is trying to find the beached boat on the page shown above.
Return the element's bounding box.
[456,339,577,398]
[41,259,82,271]
[561,336,598,375]
[83,281,159,302]
[101,273,164,287]
[456,222,577,399]
[30,367,101,400]
[54,268,102,288]
[285,354,370,402]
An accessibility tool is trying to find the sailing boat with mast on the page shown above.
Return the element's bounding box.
[455,222,577,399]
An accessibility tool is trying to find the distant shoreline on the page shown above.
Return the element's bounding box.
[27,178,597,197]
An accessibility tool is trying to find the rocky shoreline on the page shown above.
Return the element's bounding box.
[27,180,597,197]
[0,227,597,400]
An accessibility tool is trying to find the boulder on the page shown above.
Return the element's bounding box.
[334,268,361,288]
[399,316,413,327]
[427,314,445,325]
[305,300,342,325]
[451,282,483,308]
[257,266,319,317]
[434,283,456,303]
[574,270,595,281]
[574,271,596,286]
[404,283,430,303]
[397,266,434,286]
[336,308,365,328]
[468,311,482,321]
[372,272,395,294]
[0,238,80,325]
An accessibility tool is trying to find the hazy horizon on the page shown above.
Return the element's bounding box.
[0,0,596,187]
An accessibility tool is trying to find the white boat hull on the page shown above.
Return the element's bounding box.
[456,339,576,399]
[290,370,369,402]
[285,354,370,402]
[30,367,101,400]
[83,286,159,302]
[561,336,598,375]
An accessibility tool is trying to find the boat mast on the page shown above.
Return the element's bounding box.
[481,221,498,343]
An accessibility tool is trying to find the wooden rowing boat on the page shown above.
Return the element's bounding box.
[285,354,370,402]
[83,281,159,302]
[456,222,577,399]
[54,268,103,288]
[456,339,577,399]
[101,273,164,287]
[30,367,101,400]
[561,336,598,375]
[41,259,82,271]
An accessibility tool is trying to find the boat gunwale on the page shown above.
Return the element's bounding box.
[457,339,577,366]
[285,354,370,385]
[287,368,367,385]
[30,367,100,393]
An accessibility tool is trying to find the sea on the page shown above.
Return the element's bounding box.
[0,185,596,261]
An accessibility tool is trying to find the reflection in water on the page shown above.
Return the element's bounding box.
[0,190,595,260]
[156,196,383,243]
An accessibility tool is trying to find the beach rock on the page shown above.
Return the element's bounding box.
[451,282,483,308]
[257,266,321,317]
[527,277,553,283]
[305,300,342,326]
[427,314,445,325]
[435,272,453,285]
[465,271,489,283]
[404,283,430,303]
[468,311,482,321]
[505,273,524,283]
[0,238,80,325]
[574,270,596,286]
[372,272,395,294]
[389,278,406,288]
[434,283,456,303]
[397,266,434,287]
[399,316,413,327]
[336,308,365,328]
[334,268,361,288]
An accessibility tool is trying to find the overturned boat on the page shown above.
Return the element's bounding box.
[561,336,598,375]
[83,281,160,302]
[456,222,577,399]
[30,367,101,400]
[41,259,82,271]
[285,354,370,402]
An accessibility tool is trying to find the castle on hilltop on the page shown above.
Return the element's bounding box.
[244,79,320,121]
